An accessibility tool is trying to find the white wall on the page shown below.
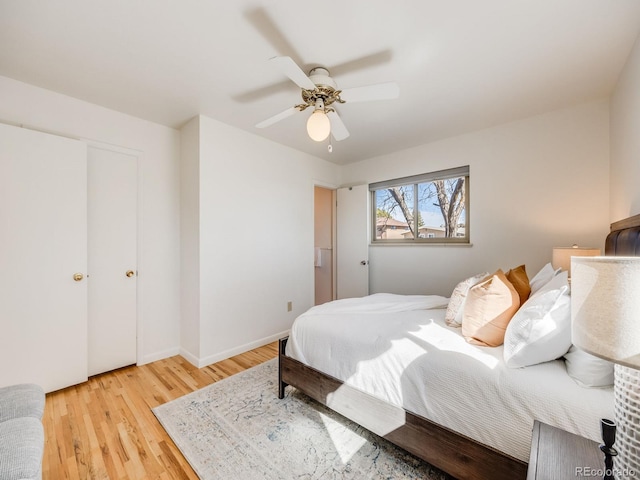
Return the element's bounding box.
[610,32,640,222]
[181,115,339,366]
[180,117,201,361]
[0,75,181,365]
[340,100,610,296]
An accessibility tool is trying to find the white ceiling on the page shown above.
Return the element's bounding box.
[1,1,639,165]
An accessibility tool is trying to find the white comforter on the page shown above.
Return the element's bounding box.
[286,293,614,462]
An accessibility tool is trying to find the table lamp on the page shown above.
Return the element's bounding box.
[571,256,640,476]
[552,245,600,278]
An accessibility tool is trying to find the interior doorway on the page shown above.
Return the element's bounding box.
[314,186,335,305]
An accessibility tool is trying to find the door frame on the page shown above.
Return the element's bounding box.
[312,180,338,302]
[84,139,144,367]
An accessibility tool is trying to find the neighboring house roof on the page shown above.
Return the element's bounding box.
[376,217,409,228]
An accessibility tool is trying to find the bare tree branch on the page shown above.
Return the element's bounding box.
[388,187,414,236]
[434,178,465,237]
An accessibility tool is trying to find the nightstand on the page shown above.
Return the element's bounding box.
[527,421,604,479]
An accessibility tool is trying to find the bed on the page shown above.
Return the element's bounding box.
[278,214,640,480]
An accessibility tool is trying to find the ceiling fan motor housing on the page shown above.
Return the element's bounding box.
[301,67,343,110]
[308,67,336,89]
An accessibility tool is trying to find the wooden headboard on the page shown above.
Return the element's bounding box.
[605,213,640,256]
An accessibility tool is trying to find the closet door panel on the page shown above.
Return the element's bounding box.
[0,123,88,393]
[87,146,137,376]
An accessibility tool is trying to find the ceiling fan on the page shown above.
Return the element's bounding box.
[255,56,399,143]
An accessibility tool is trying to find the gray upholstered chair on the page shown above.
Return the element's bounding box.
[0,384,45,480]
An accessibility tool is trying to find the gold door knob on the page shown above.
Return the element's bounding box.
[126,270,135,278]
[73,273,84,282]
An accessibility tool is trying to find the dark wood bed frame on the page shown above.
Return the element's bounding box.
[278,213,640,480]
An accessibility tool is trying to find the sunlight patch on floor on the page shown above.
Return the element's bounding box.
[318,411,367,464]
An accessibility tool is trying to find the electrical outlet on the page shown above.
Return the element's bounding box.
[287,301,292,312]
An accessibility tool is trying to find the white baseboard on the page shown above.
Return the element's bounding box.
[192,330,290,368]
[139,346,181,366]
[178,347,201,368]
[138,330,290,368]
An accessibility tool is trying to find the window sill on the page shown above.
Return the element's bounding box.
[370,242,474,247]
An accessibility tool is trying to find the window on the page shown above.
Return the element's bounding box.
[370,166,469,244]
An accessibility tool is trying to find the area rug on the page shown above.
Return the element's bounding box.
[153,359,451,480]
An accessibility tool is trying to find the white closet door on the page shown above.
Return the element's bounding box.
[0,123,88,392]
[336,185,370,299]
[87,146,137,376]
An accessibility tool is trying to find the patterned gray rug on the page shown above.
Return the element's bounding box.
[153,359,451,480]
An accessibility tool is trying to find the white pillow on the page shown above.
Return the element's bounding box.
[444,272,489,327]
[564,345,615,387]
[535,269,568,296]
[529,262,561,295]
[503,273,571,368]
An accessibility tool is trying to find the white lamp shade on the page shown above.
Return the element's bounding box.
[552,246,600,276]
[307,110,330,142]
[571,256,640,369]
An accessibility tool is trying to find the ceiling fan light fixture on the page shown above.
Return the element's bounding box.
[306,109,330,142]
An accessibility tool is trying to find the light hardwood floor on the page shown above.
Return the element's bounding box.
[42,342,278,479]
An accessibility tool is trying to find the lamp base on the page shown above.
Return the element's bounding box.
[614,364,640,477]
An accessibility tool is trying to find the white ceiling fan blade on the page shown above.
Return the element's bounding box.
[340,82,399,103]
[327,110,350,141]
[256,106,298,128]
[270,56,316,90]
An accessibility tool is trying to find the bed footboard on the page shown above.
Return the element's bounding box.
[278,336,527,480]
